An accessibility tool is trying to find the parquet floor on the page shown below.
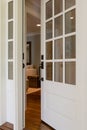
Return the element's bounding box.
[24,89,54,130]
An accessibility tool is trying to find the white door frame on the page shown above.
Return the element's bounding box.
[14,0,23,129]
[0,0,7,125]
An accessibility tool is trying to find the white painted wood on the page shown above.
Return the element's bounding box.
[14,0,23,129]
[0,0,87,130]
[41,0,87,130]
[2,0,24,129]
[6,0,15,124]
[76,0,87,129]
[22,0,26,128]
[0,0,7,125]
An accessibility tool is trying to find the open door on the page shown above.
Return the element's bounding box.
[41,0,78,130]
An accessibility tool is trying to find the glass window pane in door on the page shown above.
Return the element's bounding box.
[8,41,13,59]
[54,0,63,15]
[46,20,52,39]
[65,9,76,34]
[65,35,76,58]
[46,0,52,19]
[54,16,63,37]
[8,1,13,19]
[65,62,76,85]
[54,38,63,59]
[8,21,13,39]
[65,0,75,10]
[54,62,63,82]
[8,62,13,80]
[46,41,52,60]
[46,62,53,80]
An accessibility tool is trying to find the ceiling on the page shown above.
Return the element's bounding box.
[25,0,41,35]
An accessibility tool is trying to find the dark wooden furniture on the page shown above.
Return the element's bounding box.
[28,75,40,88]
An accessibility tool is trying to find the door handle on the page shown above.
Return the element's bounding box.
[39,62,44,81]
[39,62,44,69]
[40,77,44,81]
[22,63,25,68]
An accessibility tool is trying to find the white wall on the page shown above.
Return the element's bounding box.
[27,34,40,73]
[0,0,7,125]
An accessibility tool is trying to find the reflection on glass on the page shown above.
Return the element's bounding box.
[54,16,63,37]
[46,20,52,39]
[65,0,75,10]
[54,62,63,82]
[8,21,13,39]
[54,39,63,59]
[8,1,13,19]
[8,42,13,59]
[54,0,63,15]
[46,41,52,60]
[46,0,52,19]
[46,62,53,80]
[65,62,76,85]
[65,9,76,34]
[65,35,76,58]
[8,62,13,80]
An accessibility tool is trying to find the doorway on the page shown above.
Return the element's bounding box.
[25,0,41,129]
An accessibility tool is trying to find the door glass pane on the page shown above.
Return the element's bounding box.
[65,9,76,34]
[65,62,76,84]
[54,0,63,15]
[8,62,13,80]
[46,41,52,60]
[46,62,53,80]
[54,38,63,59]
[46,0,52,19]
[8,21,13,39]
[8,41,13,59]
[8,1,13,19]
[65,35,76,59]
[46,20,52,39]
[54,62,63,82]
[54,15,63,37]
[65,0,75,10]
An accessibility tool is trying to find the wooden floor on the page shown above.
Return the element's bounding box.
[24,89,54,130]
[0,122,13,130]
[0,89,54,130]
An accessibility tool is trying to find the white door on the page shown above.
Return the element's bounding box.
[6,0,23,129]
[41,0,78,130]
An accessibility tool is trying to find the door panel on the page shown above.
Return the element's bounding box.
[41,0,78,129]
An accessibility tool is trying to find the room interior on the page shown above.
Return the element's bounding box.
[25,0,41,94]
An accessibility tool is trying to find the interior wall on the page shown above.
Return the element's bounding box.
[27,34,40,73]
[0,0,7,125]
